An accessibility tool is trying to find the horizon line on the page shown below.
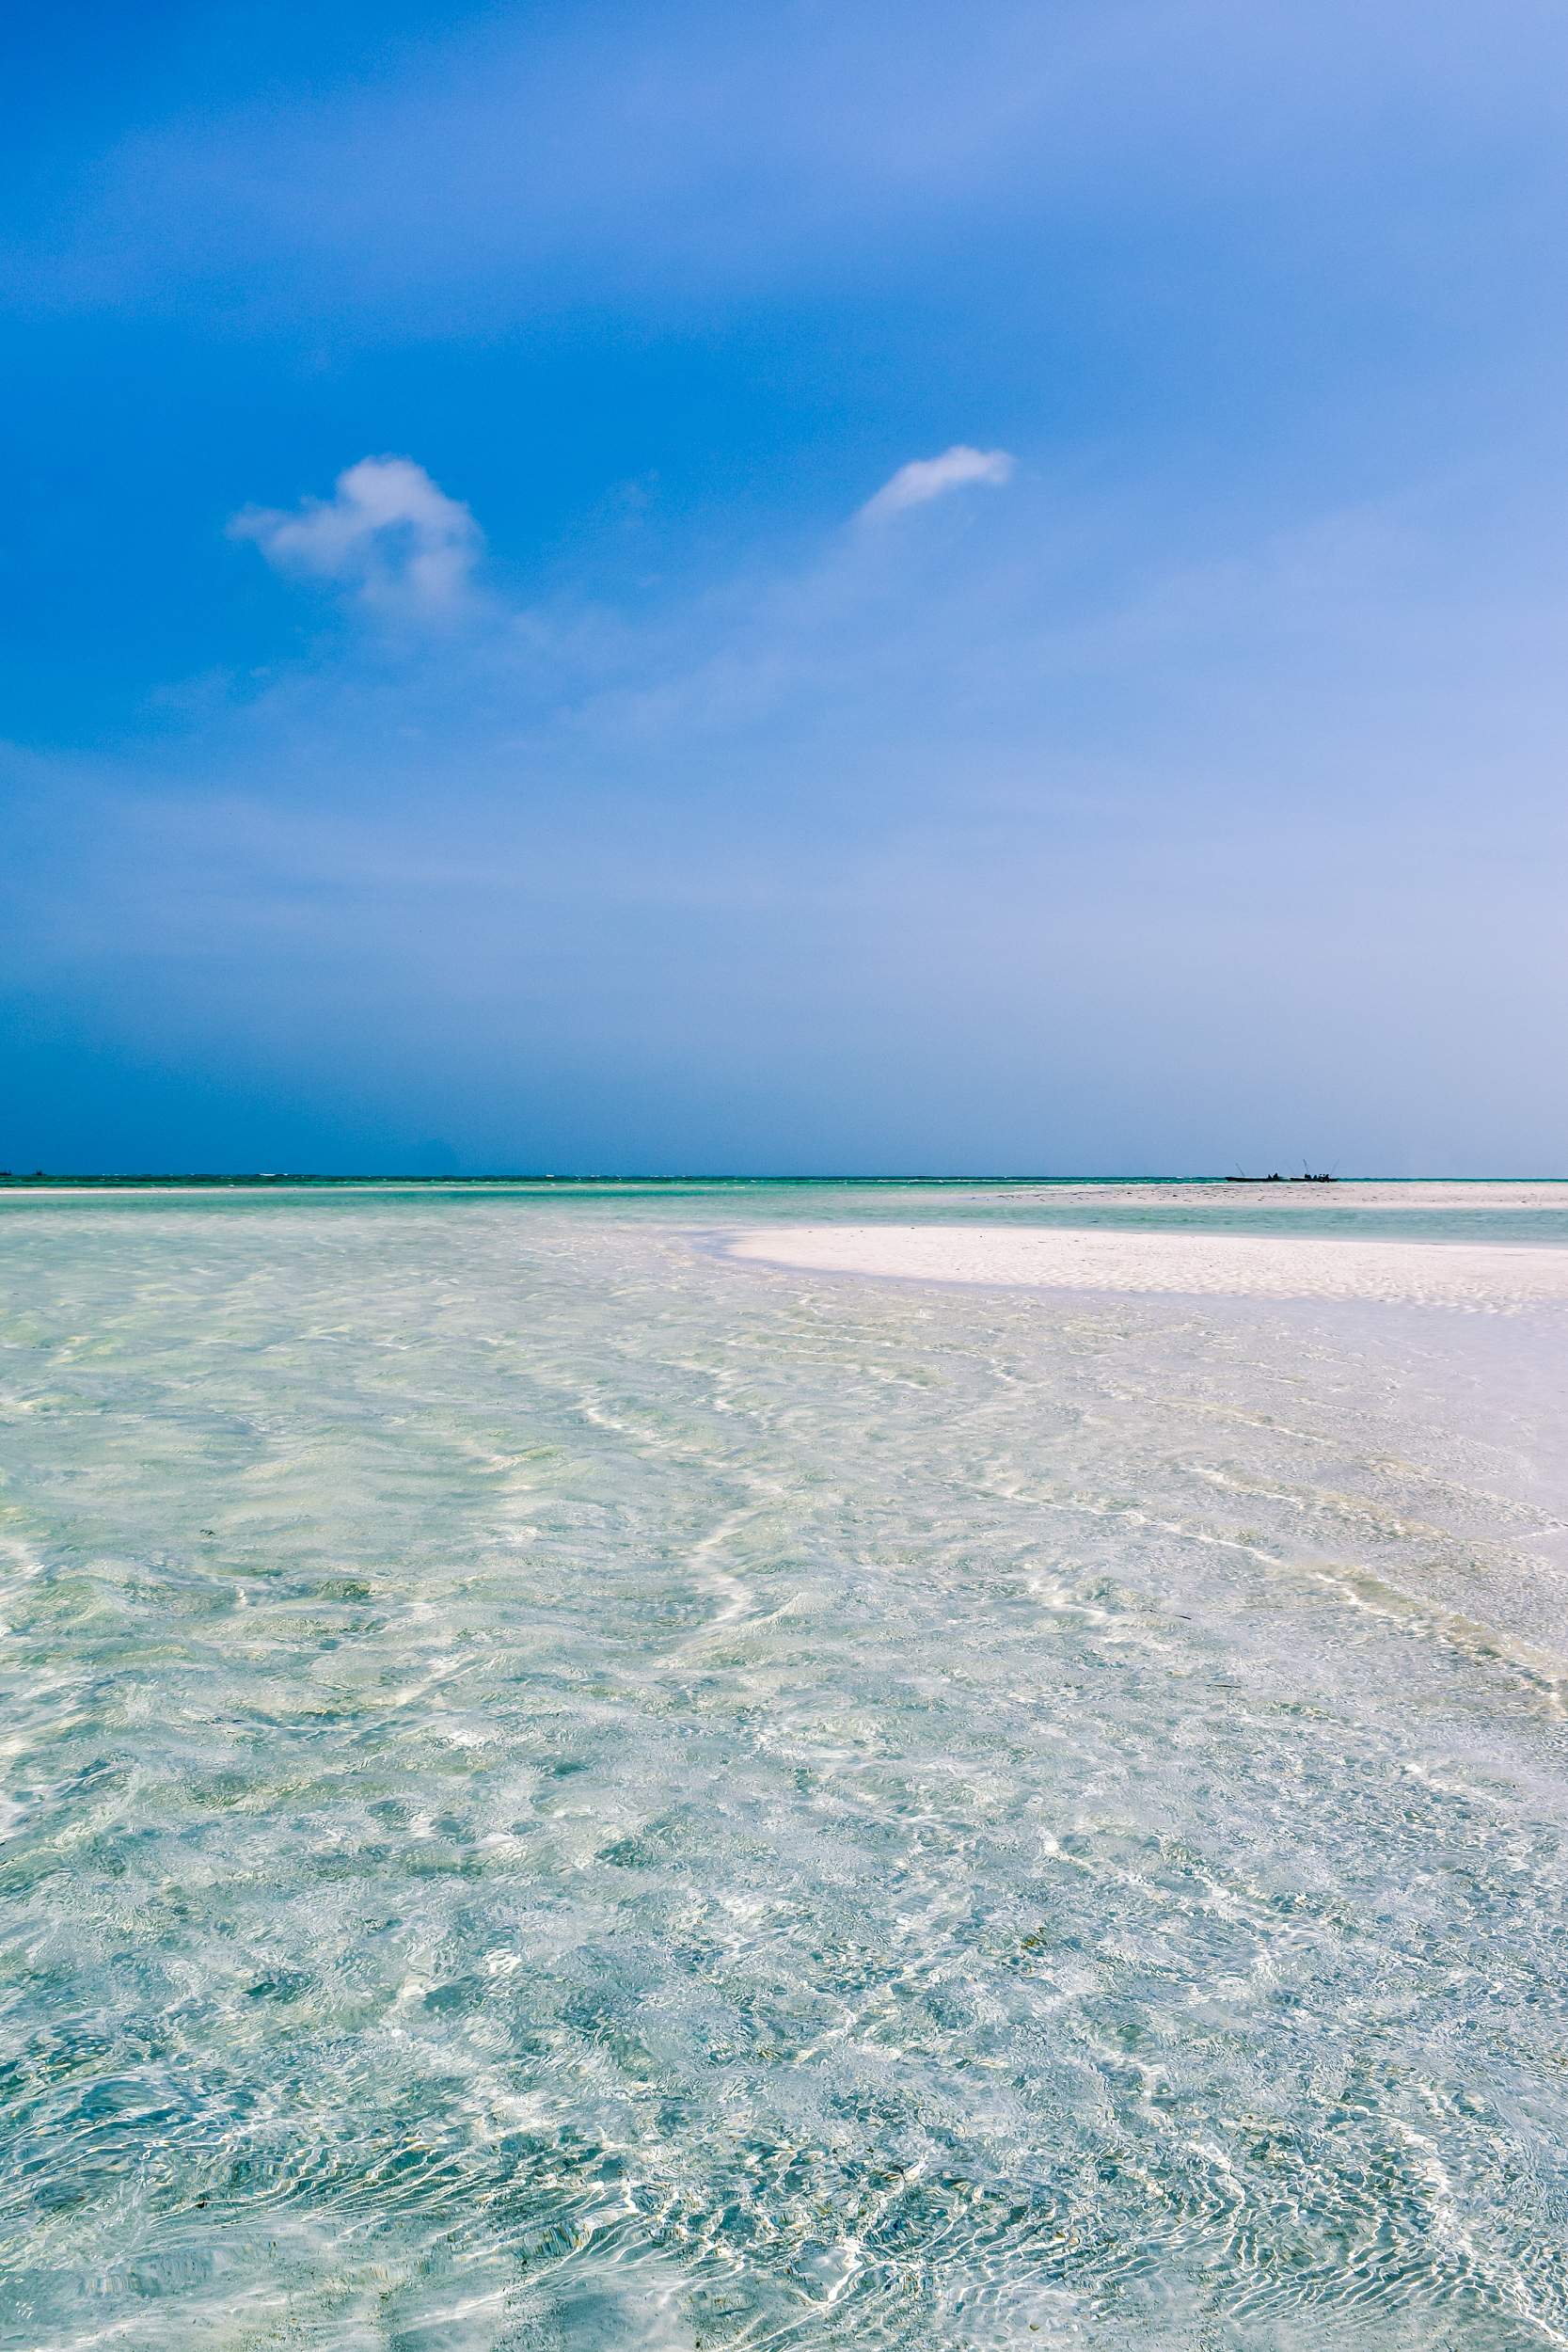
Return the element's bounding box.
[4,1172,1565,1189]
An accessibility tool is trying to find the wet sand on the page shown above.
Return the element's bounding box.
[723,1221,1568,1309]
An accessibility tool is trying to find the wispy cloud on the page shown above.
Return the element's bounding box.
[8,460,1568,1172]
[861,445,1015,520]
[230,456,483,617]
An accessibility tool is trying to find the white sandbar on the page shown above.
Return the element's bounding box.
[724,1224,1568,1309]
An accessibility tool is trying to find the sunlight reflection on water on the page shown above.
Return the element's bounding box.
[1,1187,1566,2348]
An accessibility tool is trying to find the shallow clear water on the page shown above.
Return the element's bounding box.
[2,1185,1567,2349]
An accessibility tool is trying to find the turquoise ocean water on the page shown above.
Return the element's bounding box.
[3,1182,1567,2349]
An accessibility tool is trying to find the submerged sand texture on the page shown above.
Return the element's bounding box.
[725,1222,1568,1309]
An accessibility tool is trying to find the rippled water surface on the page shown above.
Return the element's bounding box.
[3,1184,1568,2349]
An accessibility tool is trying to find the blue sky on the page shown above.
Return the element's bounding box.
[4,0,1566,1174]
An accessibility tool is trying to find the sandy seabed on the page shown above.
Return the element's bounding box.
[725,1220,1568,1309]
[8,1185,1568,2347]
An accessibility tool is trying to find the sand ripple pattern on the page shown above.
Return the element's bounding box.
[1,1185,1566,2348]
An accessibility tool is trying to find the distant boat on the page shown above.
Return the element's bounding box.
[1227,1171,1337,1184]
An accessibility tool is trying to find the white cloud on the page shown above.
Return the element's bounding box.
[861,444,1015,519]
[230,456,483,615]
